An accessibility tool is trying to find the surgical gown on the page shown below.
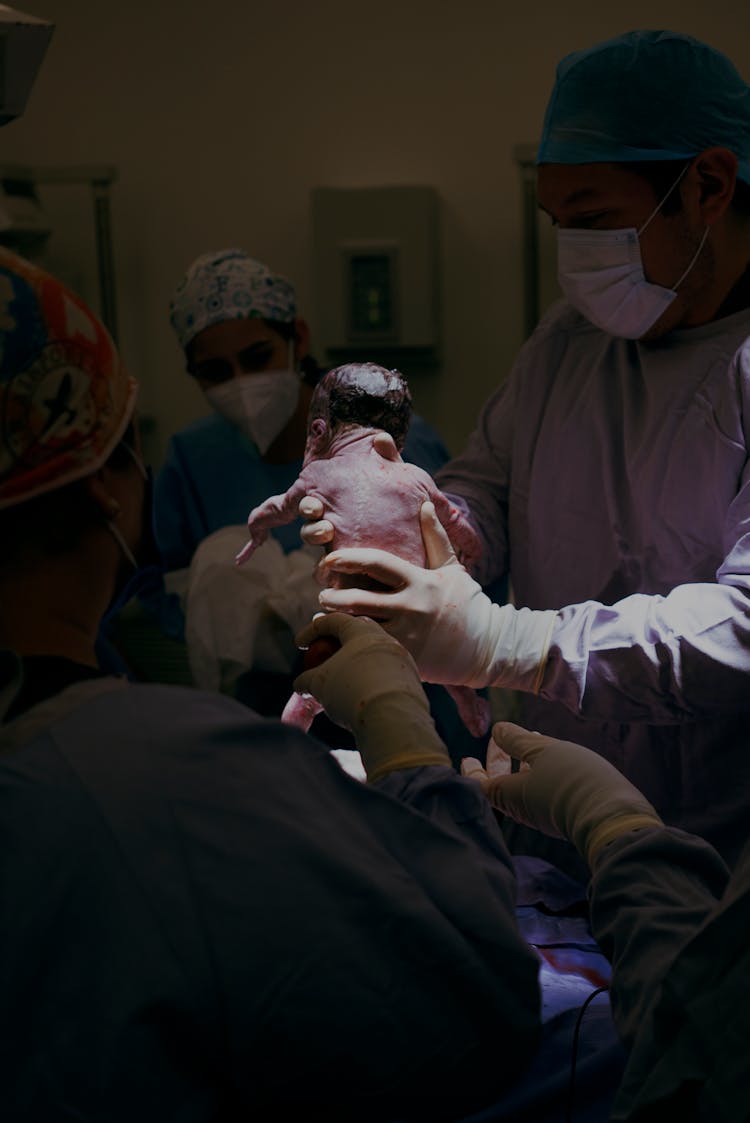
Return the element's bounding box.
[590,825,748,1121]
[0,669,541,1122]
[437,300,750,866]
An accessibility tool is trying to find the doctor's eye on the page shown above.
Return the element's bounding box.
[237,344,275,372]
[569,211,610,229]
[188,358,234,385]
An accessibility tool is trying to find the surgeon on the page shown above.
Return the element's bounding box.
[0,247,542,1121]
[300,29,750,873]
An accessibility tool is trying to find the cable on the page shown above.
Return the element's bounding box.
[564,984,610,1123]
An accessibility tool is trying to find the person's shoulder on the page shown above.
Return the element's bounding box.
[99,681,258,725]
[167,412,237,450]
[404,413,451,473]
[722,309,750,364]
[58,681,330,777]
[160,414,257,483]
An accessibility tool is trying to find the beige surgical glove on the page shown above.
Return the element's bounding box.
[317,502,557,694]
[461,722,663,867]
[293,612,451,783]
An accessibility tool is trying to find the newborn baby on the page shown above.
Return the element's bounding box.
[236,362,490,738]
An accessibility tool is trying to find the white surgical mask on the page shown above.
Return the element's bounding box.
[204,342,301,454]
[557,163,710,339]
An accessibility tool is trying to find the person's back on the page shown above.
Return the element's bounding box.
[0,669,540,1121]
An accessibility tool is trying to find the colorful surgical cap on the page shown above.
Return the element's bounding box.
[0,248,137,509]
[537,30,750,185]
[169,248,297,350]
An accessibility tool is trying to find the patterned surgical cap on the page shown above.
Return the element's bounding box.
[537,30,750,185]
[169,248,297,350]
[0,248,137,510]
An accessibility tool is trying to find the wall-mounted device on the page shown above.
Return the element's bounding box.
[311,184,440,371]
[0,4,54,126]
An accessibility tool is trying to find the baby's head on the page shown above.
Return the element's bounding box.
[307,362,412,451]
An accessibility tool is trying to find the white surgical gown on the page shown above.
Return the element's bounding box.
[437,300,750,865]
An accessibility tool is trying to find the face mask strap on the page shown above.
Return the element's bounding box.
[119,441,148,481]
[106,519,138,570]
[638,160,693,236]
[103,441,149,570]
[671,225,711,291]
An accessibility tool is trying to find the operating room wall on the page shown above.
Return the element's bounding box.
[1,0,748,466]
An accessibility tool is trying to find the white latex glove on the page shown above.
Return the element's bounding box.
[314,501,557,694]
[293,612,451,783]
[461,721,663,866]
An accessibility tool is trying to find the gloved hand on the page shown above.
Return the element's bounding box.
[461,721,663,866]
[313,501,557,694]
[293,612,451,782]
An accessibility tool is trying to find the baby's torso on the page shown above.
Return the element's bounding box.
[301,444,432,565]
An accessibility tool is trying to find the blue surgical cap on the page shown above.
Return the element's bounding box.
[537,30,750,185]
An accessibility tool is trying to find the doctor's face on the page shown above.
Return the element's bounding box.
[536,161,712,337]
[187,318,291,389]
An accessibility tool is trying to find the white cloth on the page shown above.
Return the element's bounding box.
[183,526,321,693]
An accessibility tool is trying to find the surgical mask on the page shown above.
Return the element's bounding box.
[105,443,163,618]
[557,163,710,339]
[204,342,301,454]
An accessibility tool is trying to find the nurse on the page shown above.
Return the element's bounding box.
[155,249,486,751]
[158,248,450,583]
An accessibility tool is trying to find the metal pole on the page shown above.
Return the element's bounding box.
[92,177,118,342]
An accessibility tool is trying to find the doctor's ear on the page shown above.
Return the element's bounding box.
[692,147,738,224]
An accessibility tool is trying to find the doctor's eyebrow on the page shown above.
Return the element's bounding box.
[537,182,619,214]
[237,341,275,363]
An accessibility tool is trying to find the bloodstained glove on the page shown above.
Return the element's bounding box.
[293,612,451,783]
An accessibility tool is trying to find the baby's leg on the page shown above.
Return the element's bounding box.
[281,690,324,731]
[446,685,491,738]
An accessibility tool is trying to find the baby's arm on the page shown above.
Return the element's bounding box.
[428,481,482,573]
[235,477,310,565]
